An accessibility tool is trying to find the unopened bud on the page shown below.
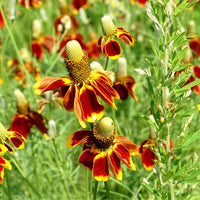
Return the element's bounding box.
[8,0,16,20]
[90,61,103,71]
[14,90,29,115]
[97,117,114,137]
[32,19,42,39]
[116,57,127,77]
[66,40,84,61]
[48,119,57,138]
[101,16,116,36]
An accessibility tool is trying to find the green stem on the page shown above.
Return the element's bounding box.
[104,181,110,200]
[93,180,99,200]
[5,171,12,200]
[104,56,109,71]
[169,179,175,200]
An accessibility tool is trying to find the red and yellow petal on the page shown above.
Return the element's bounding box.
[113,143,136,170]
[125,76,138,102]
[108,149,122,180]
[79,148,98,170]
[7,130,26,149]
[193,65,200,79]
[79,84,105,123]
[71,0,88,14]
[0,157,12,170]
[115,27,135,46]
[66,130,92,148]
[34,77,73,95]
[28,110,48,135]
[9,114,32,138]
[93,152,110,181]
[97,36,106,56]
[31,41,43,60]
[113,83,129,101]
[0,11,5,28]
[63,85,75,112]
[105,39,121,59]
[141,147,157,170]
[115,135,138,155]
[0,167,4,184]
[184,76,200,94]
[42,35,57,52]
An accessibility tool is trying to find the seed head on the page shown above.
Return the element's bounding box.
[101,16,116,36]
[116,57,127,77]
[97,117,115,137]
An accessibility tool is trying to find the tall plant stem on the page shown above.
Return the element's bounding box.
[5,171,12,200]
[93,180,99,200]
[104,181,110,200]
[104,56,109,71]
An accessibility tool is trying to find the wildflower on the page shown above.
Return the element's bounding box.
[97,15,135,59]
[66,117,137,181]
[0,156,12,184]
[9,90,48,138]
[0,11,5,28]
[0,122,25,153]
[34,40,119,127]
[7,48,40,86]
[113,58,137,101]
[19,0,42,9]
[71,0,88,14]
[31,20,57,60]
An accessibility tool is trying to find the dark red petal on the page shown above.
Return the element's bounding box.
[113,143,136,170]
[63,85,75,112]
[105,39,121,59]
[118,33,135,45]
[79,149,98,170]
[108,150,122,180]
[193,65,200,79]
[66,130,92,147]
[42,35,57,52]
[2,142,14,153]
[113,83,129,101]
[28,110,48,134]
[93,152,110,181]
[31,41,43,60]
[79,85,104,123]
[141,147,157,170]
[125,76,138,102]
[71,0,87,14]
[9,114,32,138]
[0,11,5,28]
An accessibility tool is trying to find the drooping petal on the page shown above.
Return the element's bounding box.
[28,110,48,135]
[7,130,26,149]
[90,71,119,109]
[108,149,122,180]
[115,27,135,46]
[79,84,105,123]
[184,76,200,94]
[31,41,43,60]
[193,65,200,79]
[31,0,42,8]
[113,83,129,101]
[105,39,121,59]
[0,11,5,28]
[63,85,75,112]
[34,77,73,95]
[79,148,98,170]
[0,167,4,184]
[9,114,32,138]
[93,152,110,181]
[66,130,92,148]
[115,135,138,155]
[137,0,148,6]
[42,35,57,52]
[0,157,12,170]
[189,37,200,57]
[2,142,14,153]
[113,143,136,170]
[124,76,138,102]
[97,36,106,56]
[71,0,88,14]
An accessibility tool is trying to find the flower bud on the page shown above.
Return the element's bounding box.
[48,119,57,138]
[65,40,84,61]
[97,117,114,137]
[116,57,127,77]
[14,90,30,115]
[101,16,116,36]
[32,19,42,39]
[90,61,103,71]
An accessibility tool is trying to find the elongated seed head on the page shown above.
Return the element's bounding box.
[101,16,115,36]
[97,117,115,137]
[116,57,127,77]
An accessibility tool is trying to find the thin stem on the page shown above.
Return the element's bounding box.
[104,181,110,200]
[104,56,109,71]
[93,180,99,200]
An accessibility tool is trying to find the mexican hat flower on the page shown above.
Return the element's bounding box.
[0,155,12,184]
[9,90,48,139]
[113,58,137,101]
[66,117,137,181]
[34,40,119,127]
[71,0,88,14]
[97,15,135,59]
[0,122,26,153]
